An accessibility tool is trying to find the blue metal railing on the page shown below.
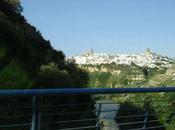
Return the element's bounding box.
[0,87,175,96]
[0,87,175,130]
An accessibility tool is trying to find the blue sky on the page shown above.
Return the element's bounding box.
[22,0,175,58]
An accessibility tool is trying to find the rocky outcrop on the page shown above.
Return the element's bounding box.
[166,65,175,75]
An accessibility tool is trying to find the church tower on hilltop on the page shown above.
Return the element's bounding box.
[90,48,94,55]
[81,48,94,56]
[145,48,152,56]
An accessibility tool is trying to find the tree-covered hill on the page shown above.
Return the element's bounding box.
[0,0,89,89]
[0,1,96,129]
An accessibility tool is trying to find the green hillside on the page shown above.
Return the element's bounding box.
[81,63,170,88]
[81,63,175,129]
[0,1,96,129]
[0,0,90,89]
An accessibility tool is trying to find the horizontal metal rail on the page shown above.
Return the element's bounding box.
[58,125,97,130]
[0,87,175,96]
[0,123,31,128]
[0,87,174,130]
[128,125,165,130]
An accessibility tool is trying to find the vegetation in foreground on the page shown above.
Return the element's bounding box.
[0,1,96,129]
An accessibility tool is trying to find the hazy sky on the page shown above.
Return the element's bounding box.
[22,0,175,58]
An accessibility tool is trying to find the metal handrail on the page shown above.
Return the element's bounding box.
[0,87,174,130]
[0,87,175,96]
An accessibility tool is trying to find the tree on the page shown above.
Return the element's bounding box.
[34,62,73,88]
[142,67,149,79]
[0,0,25,23]
[65,60,89,88]
[4,0,22,13]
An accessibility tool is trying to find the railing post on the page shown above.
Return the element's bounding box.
[31,96,41,130]
[142,98,150,130]
[97,103,102,118]
[96,103,102,130]
[142,110,148,129]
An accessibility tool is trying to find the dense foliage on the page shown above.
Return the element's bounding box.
[0,0,89,89]
[0,1,96,130]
